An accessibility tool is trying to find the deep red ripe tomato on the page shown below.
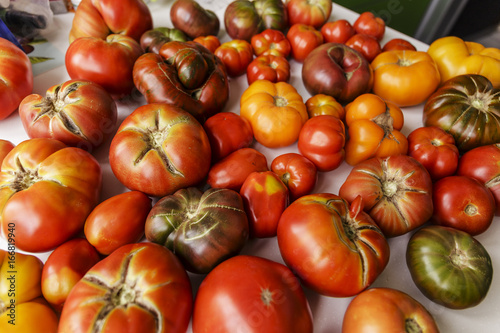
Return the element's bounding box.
[214,39,254,77]
[271,152,317,201]
[286,23,324,62]
[193,35,221,53]
[382,38,417,52]
[287,0,332,29]
[345,33,382,62]
[203,112,254,162]
[353,11,386,41]
[432,175,496,236]
[250,28,291,57]
[0,139,15,165]
[192,255,313,333]
[65,34,143,98]
[407,126,459,181]
[246,54,291,84]
[320,19,356,44]
[297,114,346,172]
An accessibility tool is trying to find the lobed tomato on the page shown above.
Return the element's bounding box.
[286,0,332,29]
[320,19,355,44]
[345,33,382,62]
[352,11,385,41]
[246,54,290,84]
[287,23,324,62]
[271,152,317,202]
[305,94,345,120]
[214,39,254,77]
[193,35,221,53]
[250,28,291,57]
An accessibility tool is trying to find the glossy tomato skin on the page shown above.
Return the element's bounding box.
[193,35,221,53]
[297,115,346,172]
[407,225,493,309]
[0,138,102,252]
[192,255,313,333]
[407,126,459,181]
[431,175,495,236]
[203,112,254,162]
[382,37,417,52]
[139,27,189,54]
[109,103,211,197]
[145,187,249,274]
[339,154,433,237]
[207,148,269,191]
[0,37,33,120]
[84,191,152,255]
[287,0,332,29]
[320,19,355,44]
[58,242,193,333]
[65,34,143,99]
[353,11,385,41]
[457,144,500,215]
[250,28,291,57]
[287,23,324,62]
[342,287,440,333]
[19,79,118,150]
[170,0,220,39]
[214,39,254,77]
[305,93,345,119]
[0,140,15,165]
[41,238,101,312]
[271,152,317,201]
[345,33,382,63]
[278,193,390,297]
[0,298,59,333]
[246,54,290,84]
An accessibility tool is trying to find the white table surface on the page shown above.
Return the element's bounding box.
[1,1,499,332]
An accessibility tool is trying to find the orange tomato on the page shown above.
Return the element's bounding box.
[305,94,345,120]
[0,298,59,333]
[371,50,441,107]
[344,93,408,165]
[240,80,309,148]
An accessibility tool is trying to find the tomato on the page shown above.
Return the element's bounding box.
[407,126,459,181]
[240,80,309,148]
[65,34,143,99]
[297,115,346,172]
[345,33,382,62]
[286,23,324,62]
[192,255,313,333]
[170,0,220,39]
[339,154,433,238]
[84,191,152,255]
[457,144,500,215]
[0,37,33,121]
[407,225,493,309]
[214,39,254,77]
[320,19,355,44]
[342,287,440,333]
[240,171,289,238]
[19,79,118,151]
[270,152,317,201]
[352,11,386,41]
[423,74,500,153]
[207,148,269,192]
[286,0,332,29]
[0,298,59,333]
[109,103,211,197]
[133,41,229,123]
[431,175,495,236]
[41,238,101,312]
[58,242,192,333]
[0,138,102,252]
[203,112,254,162]
[382,38,417,52]
[193,35,221,53]
[278,193,390,297]
[246,54,290,84]
[371,49,441,107]
[0,140,15,165]
[145,187,249,274]
[344,93,408,166]
[139,27,189,54]
[250,28,291,57]
[305,93,345,120]
[69,0,153,42]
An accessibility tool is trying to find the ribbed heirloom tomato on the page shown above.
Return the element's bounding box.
[214,39,254,77]
[250,28,291,57]
[286,0,332,29]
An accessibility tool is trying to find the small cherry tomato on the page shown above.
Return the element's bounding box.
[250,28,291,57]
[320,19,356,44]
[305,94,345,120]
[246,54,290,84]
[214,39,254,77]
[271,153,317,201]
[286,23,324,63]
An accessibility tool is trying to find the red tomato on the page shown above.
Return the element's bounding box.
[0,138,102,252]
[192,255,313,333]
[287,0,332,29]
[41,238,101,312]
[407,126,459,181]
[58,242,193,333]
[286,23,324,62]
[277,194,390,297]
[382,37,417,52]
[109,103,211,197]
[432,175,496,236]
[297,115,346,172]
[345,33,382,62]
[0,140,15,165]
[203,112,254,162]
[84,191,152,255]
[240,171,289,238]
[207,148,269,191]
[0,37,33,120]
[320,19,356,44]
[65,34,143,98]
[271,152,317,201]
[250,28,291,57]
[214,39,254,77]
[246,54,291,84]
[193,35,221,53]
[353,11,386,41]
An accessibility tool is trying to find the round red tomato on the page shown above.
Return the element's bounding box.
[353,11,386,41]
[432,175,496,235]
[58,242,192,333]
[271,152,317,201]
[250,28,291,57]
[287,0,332,29]
[286,23,324,62]
[320,19,355,44]
[192,255,313,333]
[345,33,382,62]
[214,39,254,77]
[382,38,417,52]
[246,54,291,84]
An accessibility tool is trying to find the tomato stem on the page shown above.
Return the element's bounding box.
[405,318,423,333]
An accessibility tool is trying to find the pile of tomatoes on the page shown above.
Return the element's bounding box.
[1,0,500,332]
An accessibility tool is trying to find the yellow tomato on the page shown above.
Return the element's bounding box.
[240,80,309,148]
[305,94,345,120]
